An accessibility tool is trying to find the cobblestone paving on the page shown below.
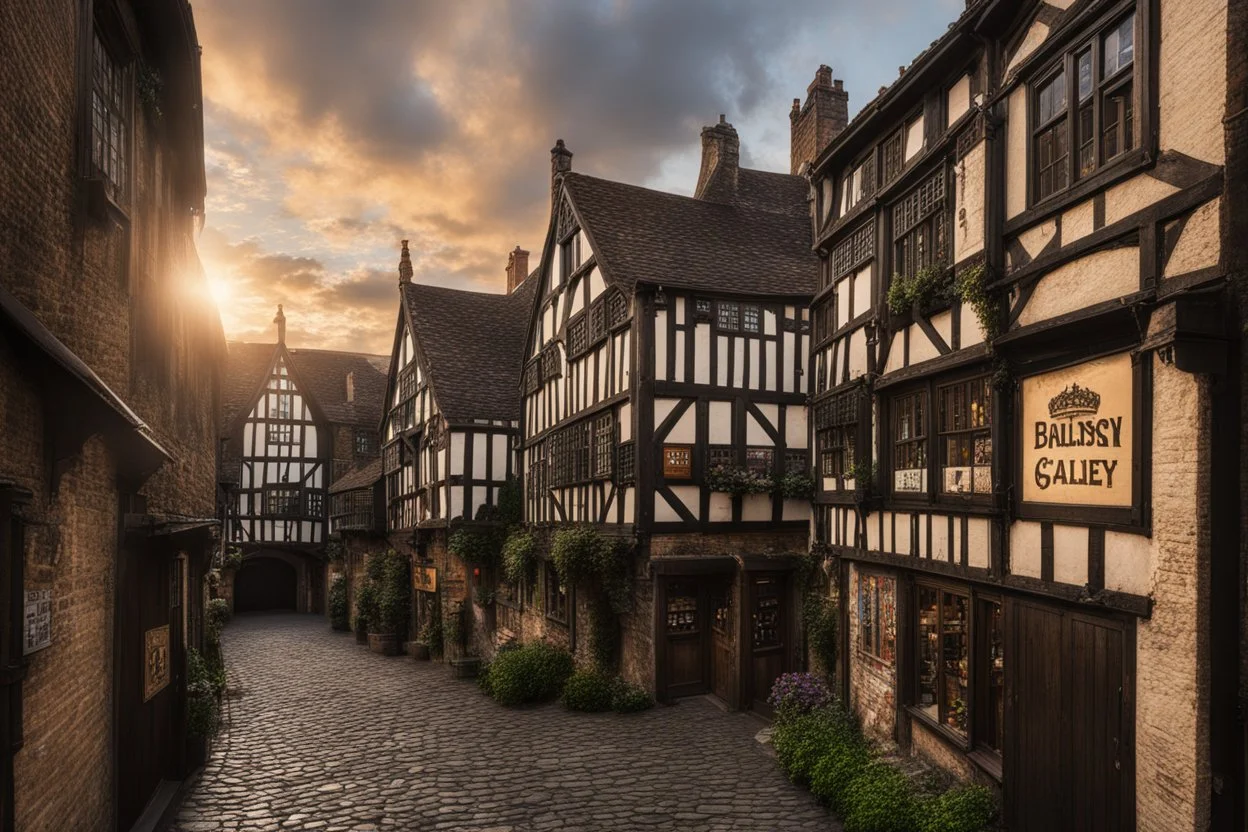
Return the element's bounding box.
[170,613,837,832]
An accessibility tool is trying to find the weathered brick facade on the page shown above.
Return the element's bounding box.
[0,1,220,829]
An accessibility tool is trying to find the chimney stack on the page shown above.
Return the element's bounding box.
[790,65,849,175]
[506,246,530,294]
[274,304,286,345]
[398,239,413,285]
[694,114,740,203]
[551,139,573,203]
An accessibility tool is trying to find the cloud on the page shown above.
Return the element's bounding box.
[195,0,967,352]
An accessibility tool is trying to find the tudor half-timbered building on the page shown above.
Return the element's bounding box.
[808,1,1242,830]
[220,308,387,614]
[380,242,536,656]
[520,117,833,709]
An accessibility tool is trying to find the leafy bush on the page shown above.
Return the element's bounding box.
[419,603,444,655]
[562,669,616,712]
[222,546,244,571]
[772,704,861,785]
[329,575,349,631]
[206,598,231,635]
[376,550,410,634]
[704,465,774,496]
[355,582,379,633]
[481,642,574,706]
[768,672,833,718]
[887,263,952,316]
[186,648,220,738]
[777,470,816,500]
[501,529,538,586]
[449,527,504,569]
[843,762,919,832]
[611,681,655,713]
[917,785,997,832]
[810,741,871,815]
[588,600,618,670]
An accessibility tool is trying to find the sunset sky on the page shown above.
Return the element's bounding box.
[195,0,965,355]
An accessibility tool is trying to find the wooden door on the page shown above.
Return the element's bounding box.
[709,581,735,706]
[662,580,707,699]
[747,573,789,715]
[1007,601,1066,832]
[1007,600,1129,832]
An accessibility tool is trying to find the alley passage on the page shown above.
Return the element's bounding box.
[170,614,835,832]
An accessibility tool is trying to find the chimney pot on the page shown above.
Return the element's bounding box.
[506,245,531,294]
[398,239,413,285]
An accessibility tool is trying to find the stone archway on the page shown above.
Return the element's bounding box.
[233,556,298,612]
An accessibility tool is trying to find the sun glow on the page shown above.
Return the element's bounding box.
[207,275,234,307]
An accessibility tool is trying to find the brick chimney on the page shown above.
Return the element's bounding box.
[506,246,530,293]
[273,304,286,345]
[551,139,573,203]
[790,65,849,175]
[694,115,740,203]
[398,239,413,285]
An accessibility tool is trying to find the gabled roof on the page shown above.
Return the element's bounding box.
[222,341,389,432]
[562,169,816,298]
[401,275,536,423]
[329,457,382,494]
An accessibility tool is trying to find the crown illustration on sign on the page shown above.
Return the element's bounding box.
[1048,383,1101,419]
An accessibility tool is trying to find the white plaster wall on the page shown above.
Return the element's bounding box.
[1105,176,1181,227]
[967,518,990,569]
[1159,0,1228,165]
[1016,247,1140,327]
[1006,87,1028,220]
[1009,521,1042,578]
[954,144,986,262]
[1063,200,1095,244]
[1052,525,1088,586]
[947,74,971,127]
[1164,197,1221,278]
[708,401,732,444]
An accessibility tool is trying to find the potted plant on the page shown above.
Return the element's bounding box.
[354,581,378,646]
[369,550,410,656]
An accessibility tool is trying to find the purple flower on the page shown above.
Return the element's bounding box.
[768,672,832,715]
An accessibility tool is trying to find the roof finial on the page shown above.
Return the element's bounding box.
[274,304,286,345]
[398,239,413,285]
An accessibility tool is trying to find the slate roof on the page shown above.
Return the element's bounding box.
[562,169,816,298]
[222,341,389,432]
[401,275,536,423]
[329,457,382,494]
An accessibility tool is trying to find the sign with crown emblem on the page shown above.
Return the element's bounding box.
[1021,352,1133,508]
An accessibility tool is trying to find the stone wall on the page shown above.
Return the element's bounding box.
[845,564,897,743]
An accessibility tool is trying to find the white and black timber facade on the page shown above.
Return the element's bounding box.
[219,308,387,614]
[808,1,1243,830]
[518,118,828,709]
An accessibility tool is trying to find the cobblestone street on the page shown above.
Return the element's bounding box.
[170,614,835,832]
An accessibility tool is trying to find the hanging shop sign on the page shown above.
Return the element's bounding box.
[1021,352,1133,508]
[413,565,438,593]
[23,589,51,655]
[143,625,171,702]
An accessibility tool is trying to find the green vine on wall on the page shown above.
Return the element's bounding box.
[886,264,952,315]
[952,263,999,343]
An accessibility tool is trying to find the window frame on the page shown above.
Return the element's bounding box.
[813,390,859,492]
[936,375,994,499]
[857,572,896,665]
[264,486,302,517]
[891,169,949,284]
[89,28,132,207]
[715,301,741,332]
[890,388,929,498]
[1028,5,1141,207]
[544,561,569,625]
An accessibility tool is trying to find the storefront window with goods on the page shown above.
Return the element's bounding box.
[914,584,1004,756]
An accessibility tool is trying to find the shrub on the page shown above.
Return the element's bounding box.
[843,762,919,832]
[501,529,537,586]
[587,600,618,670]
[611,681,655,713]
[917,785,997,832]
[419,603,444,655]
[186,648,220,738]
[777,470,816,500]
[768,672,833,718]
[483,642,574,706]
[206,598,231,635]
[222,546,244,571]
[355,582,379,633]
[562,669,616,712]
[550,527,631,615]
[772,704,861,785]
[329,576,349,631]
[809,741,871,815]
[376,550,411,634]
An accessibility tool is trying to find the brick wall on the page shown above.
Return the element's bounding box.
[0,1,221,827]
[845,564,897,742]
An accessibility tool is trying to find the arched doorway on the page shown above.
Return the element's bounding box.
[234,557,298,612]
